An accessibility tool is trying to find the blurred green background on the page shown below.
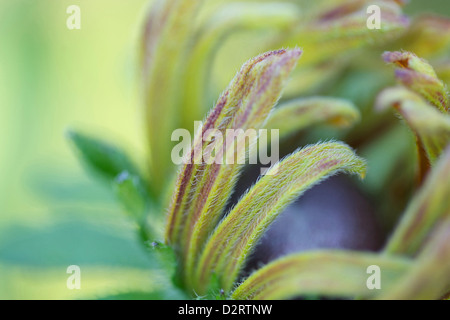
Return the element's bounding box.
[0,0,449,299]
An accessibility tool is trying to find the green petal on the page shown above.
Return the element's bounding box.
[376,87,450,165]
[180,2,300,129]
[383,51,449,113]
[380,217,450,300]
[142,0,203,191]
[164,49,301,289]
[265,96,360,140]
[195,142,366,293]
[232,251,411,300]
[384,145,450,256]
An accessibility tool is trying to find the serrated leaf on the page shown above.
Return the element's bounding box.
[265,97,360,139]
[380,217,450,300]
[231,251,411,300]
[165,49,301,290]
[376,87,450,165]
[383,51,449,113]
[142,0,203,191]
[194,142,366,293]
[383,145,450,256]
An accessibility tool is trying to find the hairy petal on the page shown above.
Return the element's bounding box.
[384,145,450,256]
[142,0,203,190]
[380,217,450,299]
[195,142,366,293]
[396,15,450,65]
[265,97,360,140]
[181,2,300,128]
[376,87,450,165]
[232,251,411,300]
[383,51,449,113]
[165,49,301,288]
[272,0,409,67]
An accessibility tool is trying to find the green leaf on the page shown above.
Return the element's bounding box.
[97,289,186,300]
[149,242,178,278]
[97,243,188,300]
[165,49,301,290]
[68,130,155,223]
[0,219,158,269]
[383,145,450,256]
[113,171,152,231]
[231,251,411,300]
[142,241,186,294]
[195,142,366,293]
[67,130,140,182]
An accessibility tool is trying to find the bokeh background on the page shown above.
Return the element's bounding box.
[0,0,449,299]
